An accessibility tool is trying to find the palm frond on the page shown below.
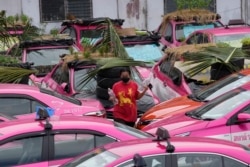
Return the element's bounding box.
[182,45,249,77]
[92,18,130,58]
[0,66,36,83]
[76,57,146,89]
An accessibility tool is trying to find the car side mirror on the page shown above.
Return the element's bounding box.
[61,82,70,93]
[237,113,250,123]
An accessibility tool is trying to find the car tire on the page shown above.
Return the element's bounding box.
[96,75,120,89]
[97,66,128,78]
[96,86,109,100]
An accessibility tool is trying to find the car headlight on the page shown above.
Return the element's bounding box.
[175,132,191,137]
[84,110,106,118]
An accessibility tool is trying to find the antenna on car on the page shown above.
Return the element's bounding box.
[133,153,147,167]
[153,127,175,153]
[35,106,54,130]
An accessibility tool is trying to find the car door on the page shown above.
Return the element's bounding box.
[48,130,117,165]
[42,64,70,95]
[0,132,48,166]
[0,95,47,118]
[228,104,250,147]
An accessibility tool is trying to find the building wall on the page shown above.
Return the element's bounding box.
[146,0,164,31]
[92,0,118,18]
[0,0,22,15]
[216,0,241,25]
[0,0,243,32]
[242,0,250,24]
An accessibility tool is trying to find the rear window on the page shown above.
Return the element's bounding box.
[176,22,222,41]
[114,122,153,138]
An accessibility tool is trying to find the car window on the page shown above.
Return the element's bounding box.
[196,74,250,101]
[74,67,97,92]
[51,65,69,85]
[164,23,173,43]
[0,97,31,116]
[53,133,116,160]
[80,29,103,45]
[176,23,215,41]
[176,153,247,167]
[197,33,209,44]
[191,89,250,119]
[224,157,248,167]
[0,136,43,166]
[62,148,119,167]
[118,154,166,167]
[31,100,47,113]
[62,27,76,40]
[27,48,70,66]
[177,154,222,167]
[186,34,199,44]
[214,33,250,47]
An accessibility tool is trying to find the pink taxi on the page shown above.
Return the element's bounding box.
[156,9,223,49]
[61,128,250,167]
[0,84,105,118]
[143,82,250,148]
[39,59,159,118]
[0,115,152,167]
[184,24,250,47]
[7,35,79,78]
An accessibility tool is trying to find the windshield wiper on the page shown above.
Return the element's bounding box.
[185,112,202,120]
[187,94,204,102]
[201,117,215,121]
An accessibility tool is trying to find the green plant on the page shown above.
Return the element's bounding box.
[241,37,250,46]
[50,28,59,37]
[175,0,212,10]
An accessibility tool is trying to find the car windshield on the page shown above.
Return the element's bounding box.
[27,47,70,66]
[214,33,250,47]
[40,87,82,105]
[195,73,250,101]
[74,66,143,93]
[80,29,103,45]
[190,88,250,120]
[62,148,119,167]
[125,44,163,62]
[114,122,153,138]
[74,67,97,93]
[175,22,222,41]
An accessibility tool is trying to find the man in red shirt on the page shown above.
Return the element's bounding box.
[110,68,148,127]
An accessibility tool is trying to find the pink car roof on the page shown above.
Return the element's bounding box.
[0,116,113,139]
[104,137,250,161]
[194,26,250,36]
[0,83,40,91]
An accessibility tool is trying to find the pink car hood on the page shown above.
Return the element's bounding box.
[144,113,209,135]
[78,98,104,108]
